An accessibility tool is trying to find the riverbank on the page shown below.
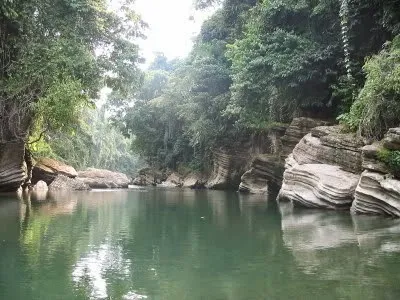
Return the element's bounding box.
[133,117,400,218]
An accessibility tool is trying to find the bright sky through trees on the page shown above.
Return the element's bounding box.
[135,0,215,66]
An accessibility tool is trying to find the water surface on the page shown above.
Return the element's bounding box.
[1,188,400,300]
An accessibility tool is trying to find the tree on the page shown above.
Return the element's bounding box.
[226,0,343,129]
[0,0,144,145]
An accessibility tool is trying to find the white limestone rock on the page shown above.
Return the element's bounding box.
[278,164,359,210]
[351,171,400,217]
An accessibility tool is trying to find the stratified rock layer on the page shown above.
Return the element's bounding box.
[238,155,285,193]
[159,173,182,188]
[32,157,78,185]
[0,142,27,192]
[361,143,389,174]
[351,171,400,217]
[206,149,249,190]
[78,168,130,189]
[278,164,359,209]
[280,118,331,156]
[292,127,364,173]
[239,169,268,194]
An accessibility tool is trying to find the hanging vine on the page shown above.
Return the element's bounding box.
[339,0,352,79]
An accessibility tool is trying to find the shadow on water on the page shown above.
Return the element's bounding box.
[0,189,400,299]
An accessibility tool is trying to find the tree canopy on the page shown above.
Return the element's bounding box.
[2,0,400,175]
[0,0,144,144]
[120,0,400,172]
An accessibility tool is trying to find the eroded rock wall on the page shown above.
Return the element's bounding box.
[32,157,78,185]
[292,127,364,173]
[238,155,285,193]
[239,118,330,194]
[280,118,331,156]
[279,164,359,210]
[0,142,27,192]
[278,125,363,209]
[206,149,250,190]
[351,171,400,217]
[279,124,400,217]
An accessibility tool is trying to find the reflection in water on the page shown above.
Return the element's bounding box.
[72,242,133,299]
[280,202,400,299]
[0,189,400,299]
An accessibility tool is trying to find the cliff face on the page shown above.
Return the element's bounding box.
[206,128,289,190]
[206,149,250,190]
[238,155,285,193]
[292,126,364,173]
[238,118,331,194]
[278,124,400,217]
[279,164,359,210]
[350,129,400,216]
[0,142,27,192]
[280,118,331,156]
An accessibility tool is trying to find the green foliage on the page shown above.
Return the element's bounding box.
[33,76,92,135]
[120,0,258,171]
[0,0,144,143]
[339,36,400,138]
[377,148,400,177]
[31,107,144,176]
[226,0,343,128]
[121,0,400,173]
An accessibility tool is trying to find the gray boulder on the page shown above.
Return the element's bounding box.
[78,168,129,189]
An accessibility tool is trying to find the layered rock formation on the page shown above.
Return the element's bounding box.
[383,127,400,150]
[238,155,285,193]
[278,125,363,209]
[292,126,364,173]
[238,118,330,194]
[206,149,249,190]
[361,143,389,173]
[0,142,27,192]
[278,164,359,209]
[351,171,400,217]
[32,157,78,185]
[280,118,331,156]
[278,124,400,217]
[77,168,130,189]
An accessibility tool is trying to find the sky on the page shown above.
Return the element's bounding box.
[100,0,214,102]
[134,0,215,67]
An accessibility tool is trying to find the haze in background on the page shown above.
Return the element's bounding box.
[135,0,215,67]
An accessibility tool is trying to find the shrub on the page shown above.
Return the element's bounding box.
[377,148,400,177]
[339,35,400,138]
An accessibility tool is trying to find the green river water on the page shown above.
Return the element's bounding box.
[1,188,400,300]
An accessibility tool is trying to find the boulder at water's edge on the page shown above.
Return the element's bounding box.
[78,168,130,189]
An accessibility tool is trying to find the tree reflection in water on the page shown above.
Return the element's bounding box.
[0,189,400,299]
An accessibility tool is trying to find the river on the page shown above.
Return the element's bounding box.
[0,188,400,299]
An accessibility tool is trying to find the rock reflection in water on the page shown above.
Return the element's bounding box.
[280,202,400,299]
[1,189,400,299]
[280,202,358,277]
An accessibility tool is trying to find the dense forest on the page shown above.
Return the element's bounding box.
[1,0,400,176]
[121,0,400,173]
[0,0,145,174]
